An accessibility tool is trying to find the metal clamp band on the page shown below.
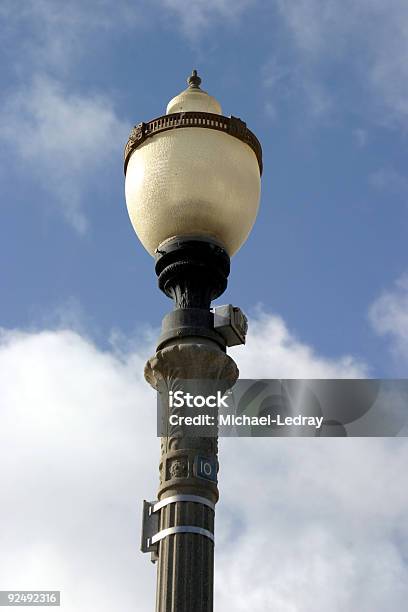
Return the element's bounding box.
[141,496,216,557]
[151,494,215,514]
[151,526,214,546]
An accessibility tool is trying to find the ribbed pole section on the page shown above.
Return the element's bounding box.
[155,478,216,611]
[145,341,238,612]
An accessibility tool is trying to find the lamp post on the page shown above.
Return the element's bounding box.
[124,71,262,612]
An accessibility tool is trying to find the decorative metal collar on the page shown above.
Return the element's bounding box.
[124,111,263,176]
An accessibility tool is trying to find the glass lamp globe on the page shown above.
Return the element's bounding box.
[124,71,262,257]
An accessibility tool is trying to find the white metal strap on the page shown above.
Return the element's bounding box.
[151,494,215,514]
[151,526,215,545]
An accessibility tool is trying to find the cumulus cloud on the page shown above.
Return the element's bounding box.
[369,274,408,365]
[0,327,156,610]
[217,436,408,612]
[0,75,128,232]
[230,310,367,378]
[1,311,406,611]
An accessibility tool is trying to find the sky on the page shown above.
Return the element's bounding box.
[1,1,408,610]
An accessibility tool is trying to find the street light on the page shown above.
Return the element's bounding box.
[124,71,262,612]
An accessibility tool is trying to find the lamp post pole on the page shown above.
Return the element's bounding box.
[124,71,262,612]
[145,237,238,612]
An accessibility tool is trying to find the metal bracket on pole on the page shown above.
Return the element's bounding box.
[141,495,215,563]
[141,500,160,559]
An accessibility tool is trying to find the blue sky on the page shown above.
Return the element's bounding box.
[1,2,408,611]
[1,0,408,374]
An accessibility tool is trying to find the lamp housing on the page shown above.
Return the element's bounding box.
[124,72,262,257]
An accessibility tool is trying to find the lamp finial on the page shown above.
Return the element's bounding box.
[187,69,202,89]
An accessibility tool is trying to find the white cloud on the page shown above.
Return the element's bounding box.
[230,310,367,378]
[0,2,132,232]
[2,0,254,54]
[5,1,408,133]
[159,0,256,39]
[0,327,156,610]
[275,0,351,58]
[369,167,408,198]
[267,1,408,127]
[261,56,331,120]
[0,0,139,73]
[2,311,404,612]
[217,436,408,612]
[0,75,128,232]
[369,274,408,364]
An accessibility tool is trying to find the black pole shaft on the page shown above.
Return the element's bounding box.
[145,340,238,612]
[144,237,238,612]
[155,393,218,612]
